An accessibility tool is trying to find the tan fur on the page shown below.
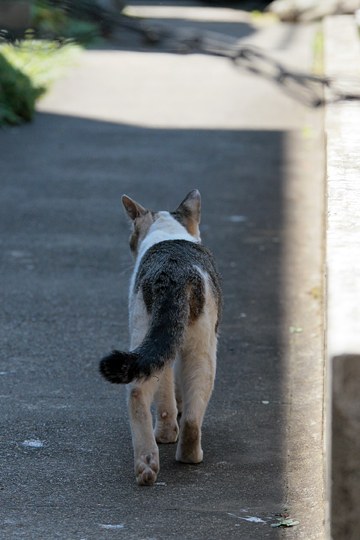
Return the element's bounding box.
[184,218,200,238]
[129,212,155,256]
[173,213,200,238]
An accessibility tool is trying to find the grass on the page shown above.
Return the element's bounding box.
[0,38,80,126]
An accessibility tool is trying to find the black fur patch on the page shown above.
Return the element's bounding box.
[135,239,222,323]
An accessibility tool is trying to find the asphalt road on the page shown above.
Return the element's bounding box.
[0,4,325,539]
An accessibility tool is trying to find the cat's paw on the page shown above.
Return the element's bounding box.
[155,420,179,444]
[135,452,159,486]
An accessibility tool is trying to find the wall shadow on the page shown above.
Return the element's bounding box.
[95,14,257,53]
[0,110,287,537]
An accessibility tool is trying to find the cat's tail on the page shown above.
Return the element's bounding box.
[99,280,200,384]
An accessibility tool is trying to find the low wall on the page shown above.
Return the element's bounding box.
[324,14,360,540]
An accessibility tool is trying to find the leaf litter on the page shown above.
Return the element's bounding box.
[271,510,299,528]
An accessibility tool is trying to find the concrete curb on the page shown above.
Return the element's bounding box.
[324,14,360,540]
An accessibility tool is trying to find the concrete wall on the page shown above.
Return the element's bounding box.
[324,14,360,539]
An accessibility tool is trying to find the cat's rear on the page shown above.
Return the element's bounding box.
[100,190,222,485]
[100,239,221,384]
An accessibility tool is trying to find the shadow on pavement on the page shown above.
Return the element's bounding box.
[76,0,259,52]
[0,110,288,538]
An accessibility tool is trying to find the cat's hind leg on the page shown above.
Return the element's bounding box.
[154,363,179,444]
[175,320,217,464]
[128,378,160,486]
[128,291,159,486]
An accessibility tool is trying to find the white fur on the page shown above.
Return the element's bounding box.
[138,211,199,261]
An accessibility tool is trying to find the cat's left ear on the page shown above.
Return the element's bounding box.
[175,189,201,224]
[122,195,147,221]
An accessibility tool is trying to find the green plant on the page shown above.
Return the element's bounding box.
[0,53,40,125]
[0,39,80,126]
[32,1,101,44]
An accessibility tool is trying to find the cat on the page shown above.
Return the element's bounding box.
[99,190,222,486]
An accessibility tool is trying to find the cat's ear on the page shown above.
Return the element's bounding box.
[175,189,201,224]
[122,195,147,221]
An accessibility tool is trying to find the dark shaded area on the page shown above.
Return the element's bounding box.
[0,111,286,538]
[126,0,273,8]
[44,0,273,13]
[332,354,360,540]
[0,0,267,45]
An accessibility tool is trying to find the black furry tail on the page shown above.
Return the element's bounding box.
[99,286,191,384]
[99,350,139,384]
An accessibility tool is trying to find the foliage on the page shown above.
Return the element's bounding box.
[0,39,80,126]
[31,1,101,45]
[0,53,39,125]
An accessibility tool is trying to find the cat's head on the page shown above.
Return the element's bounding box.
[122,190,201,257]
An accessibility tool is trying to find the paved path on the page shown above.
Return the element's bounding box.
[0,4,324,538]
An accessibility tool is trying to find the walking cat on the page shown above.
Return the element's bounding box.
[99,190,222,486]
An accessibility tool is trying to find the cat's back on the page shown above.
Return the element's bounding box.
[135,239,220,291]
[134,239,222,328]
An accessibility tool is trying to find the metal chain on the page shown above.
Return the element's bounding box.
[140,23,360,107]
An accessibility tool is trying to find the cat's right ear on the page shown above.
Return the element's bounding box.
[122,195,147,221]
